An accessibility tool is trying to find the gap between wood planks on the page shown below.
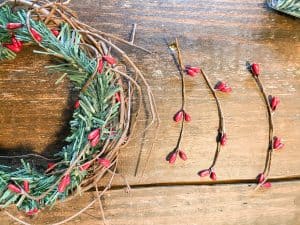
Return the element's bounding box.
[96,175,300,191]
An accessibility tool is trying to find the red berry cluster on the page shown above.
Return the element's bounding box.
[198,168,217,181]
[215,81,232,93]
[185,65,201,77]
[168,150,187,164]
[88,128,101,147]
[42,126,111,198]
[2,36,23,53]
[2,22,60,55]
[2,23,24,53]
[97,55,117,73]
[173,110,191,123]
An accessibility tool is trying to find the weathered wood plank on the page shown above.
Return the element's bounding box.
[71,0,300,184]
[1,181,300,225]
[0,0,299,185]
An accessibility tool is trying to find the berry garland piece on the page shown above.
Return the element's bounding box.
[247,62,284,189]
[0,0,158,220]
[166,39,229,180]
[166,38,191,164]
[197,70,230,181]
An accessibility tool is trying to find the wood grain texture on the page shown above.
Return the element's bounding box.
[1,181,300,225]
[1,1,300,224]
[0,0,299,185]
[73,0,300,184]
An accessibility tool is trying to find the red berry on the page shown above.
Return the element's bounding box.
[23,180,30,193]
[273,136,284,150]
[30,28,42,42]
[6,22,23,30]
[102,55,117,65]
[98,158,111,168]
[186,66,200,73]
[11,37,23,48]
[210,171,217,181]
[186,69,196,77]
[51,28,59,37]
[251,63,260,76]
[115,92,121,102]
[257,173,265,183]
[222,86,232,93]
[90,134,100,147]
[198,169,210,177]
[262,182,272,188]
[26,208,38,216]
[3,43,21,53]
[58,174,71,193]
[178,150,187,161]
[8,184,22,193]
[270,96,280,111]
[215,82,225,90]
[220,133,227,146]
[88,128,100,140]
[173,110,183,122]
[168,152,177,164]
[215,82,232,93]
[184,112,191,122]
[79,162,91,171]
[47,162,56,170]
[74,100,80,109]
[97,59,104,73]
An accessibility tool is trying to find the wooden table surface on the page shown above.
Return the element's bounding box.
[0,0,299,224]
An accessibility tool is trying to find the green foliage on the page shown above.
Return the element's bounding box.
[0,5,122,213]
[267,0,300,18]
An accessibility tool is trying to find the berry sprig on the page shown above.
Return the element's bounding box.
[197,69,229,181]
[166,38,190,164]
[247,62,284,188]
[167,40,229,179]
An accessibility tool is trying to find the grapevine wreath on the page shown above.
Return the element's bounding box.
[0,0,158,220]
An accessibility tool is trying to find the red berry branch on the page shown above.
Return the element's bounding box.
[166,39,229,180]
[248,62,284,188]
[198,69,230,181]
[166,38,192,164]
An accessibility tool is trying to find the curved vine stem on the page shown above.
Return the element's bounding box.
[251,74,274,183]
[200,69,225,170]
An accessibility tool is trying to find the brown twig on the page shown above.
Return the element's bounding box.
[200,69,225,170]
[252,75,274,186]
[174,38,186,153]
[168,38,186,154]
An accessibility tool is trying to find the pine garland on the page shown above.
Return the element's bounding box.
[267,0,300,18]
[0,0,158,219]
